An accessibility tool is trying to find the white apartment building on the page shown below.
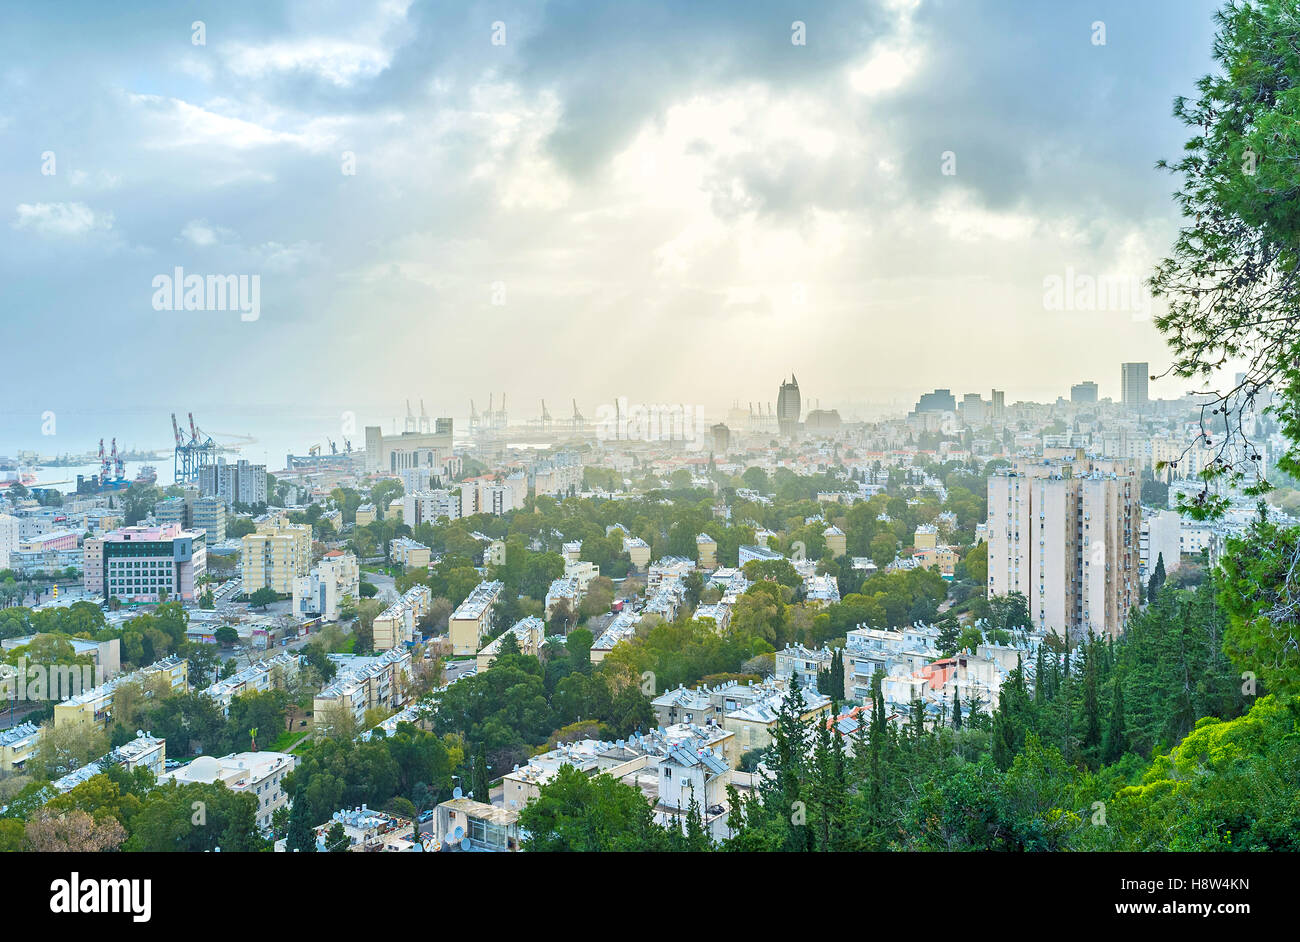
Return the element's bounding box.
[986,453,1141,639]
[372,584,432,651]
[403,489,462,526]
[292,551,360,622]
[161,751,295,831]
[0,513,19,569]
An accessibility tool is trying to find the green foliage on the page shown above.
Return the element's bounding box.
[520,764,672,851]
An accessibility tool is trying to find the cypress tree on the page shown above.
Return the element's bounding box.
[952,686,962,730]
[471,743,490,802]
[1102,673,1128,764]
[1147,553,1167,602]
[287,792,316,853]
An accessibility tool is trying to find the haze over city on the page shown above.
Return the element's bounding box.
[2,0,1222,439]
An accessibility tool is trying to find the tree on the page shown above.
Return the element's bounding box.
[324,822,349,852]
[1148,0,1300,510]
[287,794,316,852]
[1147,553,1167,602]
[471,744,490,803]
[248,586,278,610]
[24,808,126,852]
[519,765,671,852]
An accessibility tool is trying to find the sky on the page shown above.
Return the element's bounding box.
[0,0,1226,452]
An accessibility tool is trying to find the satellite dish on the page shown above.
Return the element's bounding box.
[453,825,464,840]
[452,786,462,799]
[460,838,470,851]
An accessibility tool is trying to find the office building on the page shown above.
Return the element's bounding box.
[777,374,801,438]
[1071,381,1099,404]
[914,388,956,414]
[364,420,454,474]
[83,524,206,602]
[1121,362,1149,410]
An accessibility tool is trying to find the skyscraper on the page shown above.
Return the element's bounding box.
[1121,363,1149,409]
[1071,381,1099,404]
[777,375,801,438]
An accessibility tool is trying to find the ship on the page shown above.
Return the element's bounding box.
[0,468,38,489]
[134,465,158,486]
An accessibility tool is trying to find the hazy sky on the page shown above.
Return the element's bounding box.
[0,0,1224,439]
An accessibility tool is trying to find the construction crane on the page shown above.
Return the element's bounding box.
[419,399,431,434]
[172,411,217,485]
[540,399,552,432]
[571,399,585,432]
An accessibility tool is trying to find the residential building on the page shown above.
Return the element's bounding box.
[0,721,41,774]
[476,615,546,671]
[241,521,311,595]
[160,751,295,830]
[403,489,461,526]
[448,581,503,655]
[389,537,432,570]
[199,457,267,508]
[986,453,1141,638]
[696,533,718,569]
[624,536,651,570]
[723,688,832,753]
[775,643,834,689]
[372,585,432,651]
[202,652,301,714]
[292,551,360,622]
[432,798,520,852]
[54,654,189,730]
[313,648,413,730]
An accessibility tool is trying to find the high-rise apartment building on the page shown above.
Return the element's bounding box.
[1121,363,1149,410]
[991,389,1006,418]
[241,521,311,594]
[986,452,1140,639]
[199,458,267,508]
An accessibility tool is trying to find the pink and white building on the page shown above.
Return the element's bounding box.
[84,523,207,603]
